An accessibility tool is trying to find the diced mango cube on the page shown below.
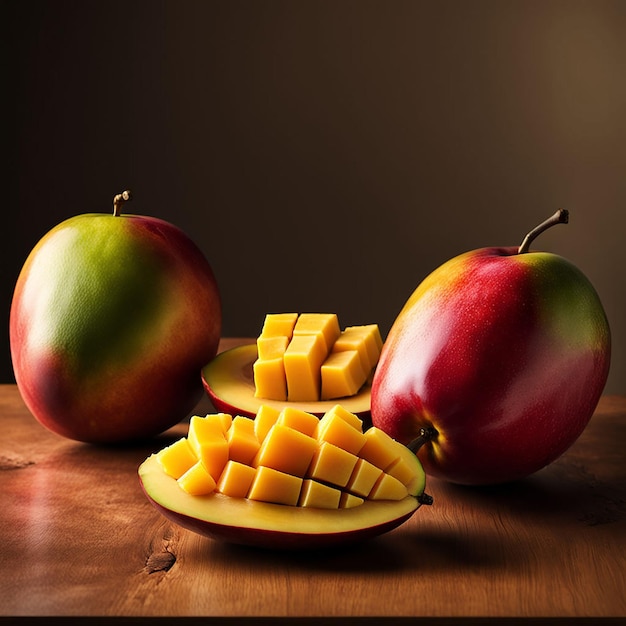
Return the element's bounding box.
[260,313,298,338]
[217,460,257,498]
[385,455,416,487]
[253,335,289,400]
[307,441,359,488]
[331,328,374,378]
[227,416,260,465]
[292,313,341,354]
[315,409,366,455]
[157,438,197,479]
[256,335,289,360]
[253,357,287,401]
[254,405,280,442]
[344,324,383,370]
[284,333,327,402]
[323,404,364,431]
[196,435,229,481]
[253,424,318,477]
[339,492,364,509]
[177,460,217,496]
[248,466,303,506]
[369,473,409,501]
[359,427,405,471]
[346,458,383,498]
[187,414,231,457]
[321,350,367,400]
[298,479,341,509]
[276,406,320,437]
[210,412,234,433]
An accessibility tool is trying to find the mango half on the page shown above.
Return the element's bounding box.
[138,405,428,549]
[201,345,372,419]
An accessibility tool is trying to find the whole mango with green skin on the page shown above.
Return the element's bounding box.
[371,210,611,485]
[10,191,222,444]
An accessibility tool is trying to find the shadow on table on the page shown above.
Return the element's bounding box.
[190,517,524,575]
[434,455,626,528]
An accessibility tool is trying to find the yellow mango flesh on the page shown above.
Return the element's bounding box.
[248,466,303,506]
[253,423,319,477]
[253,357,288,401]
[217,460,257,498]
[157,438,197,479]
[152,404,425,511]
[227,416,260,465]
[252,313,382,402]
[292,312,341,354]
[177,461,217,496]
[307,441,359,488]
[299,479,342,509]
[283,334,327,402]
[321,350,365,400]
[260,312,298,337]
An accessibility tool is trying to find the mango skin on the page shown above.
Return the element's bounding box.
[371,246,611,485]
[10,212,221,444]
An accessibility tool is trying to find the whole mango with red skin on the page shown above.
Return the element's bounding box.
[10,192,222,444]
[371,210,611,485]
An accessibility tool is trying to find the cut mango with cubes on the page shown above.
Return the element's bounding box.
[139,404,431,549]
[253,313,383,402]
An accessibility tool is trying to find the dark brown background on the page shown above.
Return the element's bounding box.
[3,0,625,393]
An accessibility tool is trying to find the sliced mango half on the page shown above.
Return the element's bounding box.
[138,404,429,549]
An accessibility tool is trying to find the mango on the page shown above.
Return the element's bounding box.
[253,313,382,402]
[10,191,221,443]
[139,403,430,549]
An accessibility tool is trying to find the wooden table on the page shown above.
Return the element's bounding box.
[1,338,625,621]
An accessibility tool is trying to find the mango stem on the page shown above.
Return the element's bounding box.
[407,428,437,506]
[407,426,438,454]
[113,190,133,216]
[518,208,569,254]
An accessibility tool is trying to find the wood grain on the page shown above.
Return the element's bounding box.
[1,339,624,617]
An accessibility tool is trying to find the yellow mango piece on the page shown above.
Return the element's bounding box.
[385,455,416,487]
[345,324,383,368]
[320,350,367,400]
[254,405,281,442]
[276,406,320,437]
[323,404,363,431]
[260,313,298,338]
[177,460,217,496]
[248,466,303,506]
[292,313,341,354]
[227,416,260,465]
[157,438,197,479]
[369,473,409,501]
[196,435,229,481]
[298,480,342,509]
[359,427,405,471]
[346,458,383,498]
[204,412,233,433]
[339,492,364,509]
[284,333,327,402]
[307,441,359,488]
[331,329,374,378]
[256,334,289,360]
[217,460,257,499]
[315,409,366,455]
[187,414,232,457]
[253,424,318,477]
[253,405,280,441]
[253,357,287,401]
